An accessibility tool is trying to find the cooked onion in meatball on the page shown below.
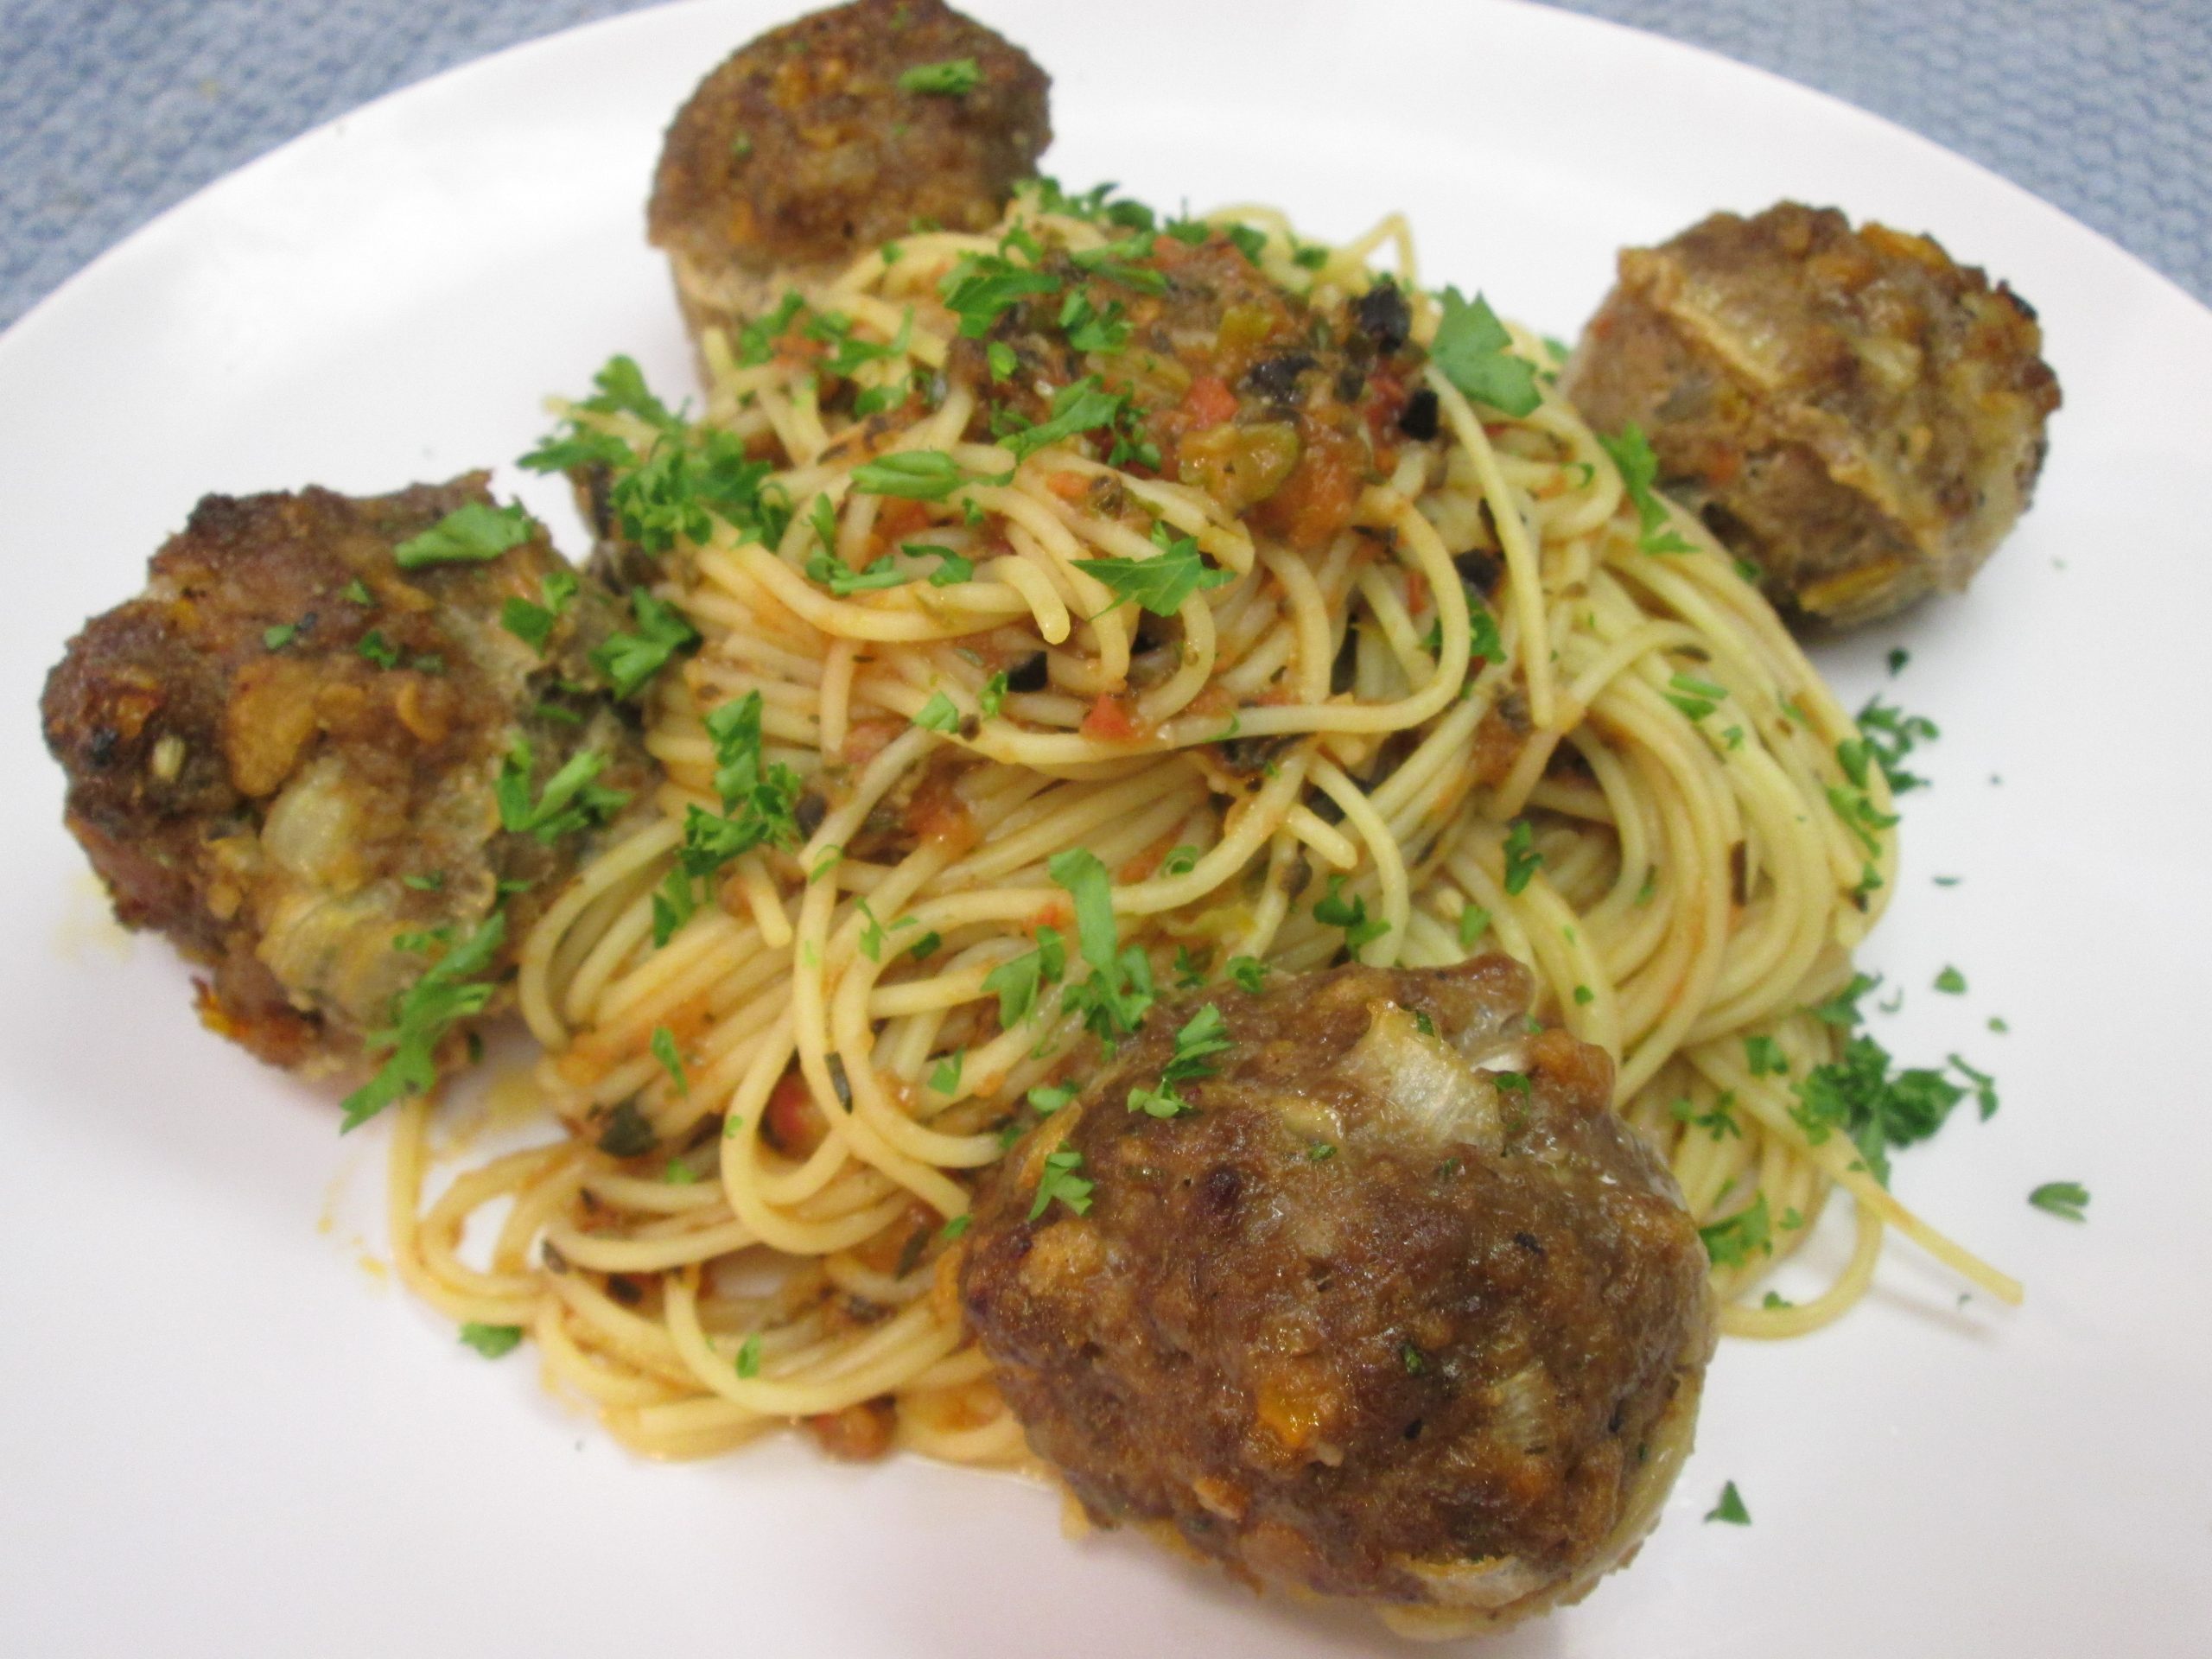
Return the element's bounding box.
[1563,201,2060,629]
[958,956,1715,1635]
[649,0,1051,345]
[41,477,647,1076]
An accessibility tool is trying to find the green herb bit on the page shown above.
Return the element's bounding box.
[1665,671,1729,721]
[902,543,973,587]
[939,1212,972,1242]
[1306,1142,1337,1162]
[496,738,628,844]
[1705,1481,1751,1525]
[1074,519,1231,617]
[1744,1034,1789,1077]
[593,587,701,699]
[1934,964,1967,995]
[355,629,401,669]
[1458,902,1491,949]
[459,1322,524,1359]
[930,1051,965,1095]
[1430,288,1540,417]
[1028,1147,1095,1220]
[913,690,963,734]
[977,671,1009,720]
[340,912,508,1131]
[1788,1033,1971,1185]
[341,577,376,607]
[1401,1343,1427,1376]
[735,1333,763,1378]
[2028,1180,2088,1222]
[1948,1053,1999,1119]
[1502,819,1542,895]
[1699,1194,1773,1268]
[1313,875,1389,955]
[898,56,981,95]
[1050,849,1154,1045]
[394,501,532,569]
[1226,956,1268,994]
[807,549,912,596]
[1808,971,1880,1028]
[1670,1092,1743,1141]
[651,1026,690,1096]
[262,621,298,651]
[1003,376,1128,463]
[1596,423,1697,554]
[1028,1083,1077,1115]
[502,567,581,652]
[906,930,942,962]
[986,340,1018,380]
[851,449,974,500]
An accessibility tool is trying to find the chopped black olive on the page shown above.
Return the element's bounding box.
[596,1100,658,1159]
[1216,730,1295,776]
[1352,281,1412,353]
[1452,547,1503,595]
[793,788,830,841]
[1241,352,1316,406]
[1006,651,1049,692]
[1397,386,1440,441]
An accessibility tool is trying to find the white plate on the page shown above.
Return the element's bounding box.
[3,3,2208,1653]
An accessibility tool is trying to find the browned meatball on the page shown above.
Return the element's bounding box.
[958,957,1714,1635]
[41,477,647,1077]
[1563,202,2061,629]
[648,0,1051,342]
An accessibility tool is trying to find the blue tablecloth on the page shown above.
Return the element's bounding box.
[2,0,2205,328]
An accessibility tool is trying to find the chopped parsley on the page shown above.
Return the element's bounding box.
[1789,1034,1989,1185]
[1028,1147,1095,1220]
[977,671,1010,719]
[1847,698,1940,794]
[458,1322,524,1358]
[1074,521,1231,616]
[501,567,581,652]
[2028,1180,2089,1222]
[807,551,912,596]
[356,628,401,669]
[930,1051,964,1095]
[1704,1482,1751,1525]
[1670,1093,1743,1141]
[939,252,1060,339]
[734,1333,762,1378]
[1934,964,1967,995]
[1313,875,1389,955]
[1502,819,1541,895]
[1430,288,1540,417]
[1127,1003,1233,1119]
[495,739,628,843]
[1744,1033,1789,1077]
[1001,375,1127,462]
[340,912,507,1131]
[1699,1193,1773,1267]
[656,691,804,940]
[1226,956,1268,994]
[1027,1082,1077,1115]
[1051,849,1154,1046]
[850,449,973,500]
[906,543,972,586]
[592,587,700,699]
[1458,902,1491,949]
[393,501,532,569]
[912,690,963,734]
[650,1026,690,1096]
[939,1212,973,1242]
[1665,671,1729,721]
[1597,423,1696,554]
[982,927,1067,1027]
[897,57,982,95]
[262,621,298,651]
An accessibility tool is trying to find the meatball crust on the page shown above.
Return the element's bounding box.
[1563,201,2060,630]
[649,0,1051,340]
[959,957,1714,1631]
[41,477,646,1071]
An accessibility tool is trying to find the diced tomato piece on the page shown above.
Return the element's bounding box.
[1082,693,1139,741]
[1182,375,1238,429]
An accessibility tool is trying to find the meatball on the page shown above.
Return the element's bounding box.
[958,957,1714,1635]
[41,477,647,1075]
[648,0,1051,345]
[1563,201,2061,630]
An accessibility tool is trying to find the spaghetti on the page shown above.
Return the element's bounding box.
[390,185,2016,1465]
